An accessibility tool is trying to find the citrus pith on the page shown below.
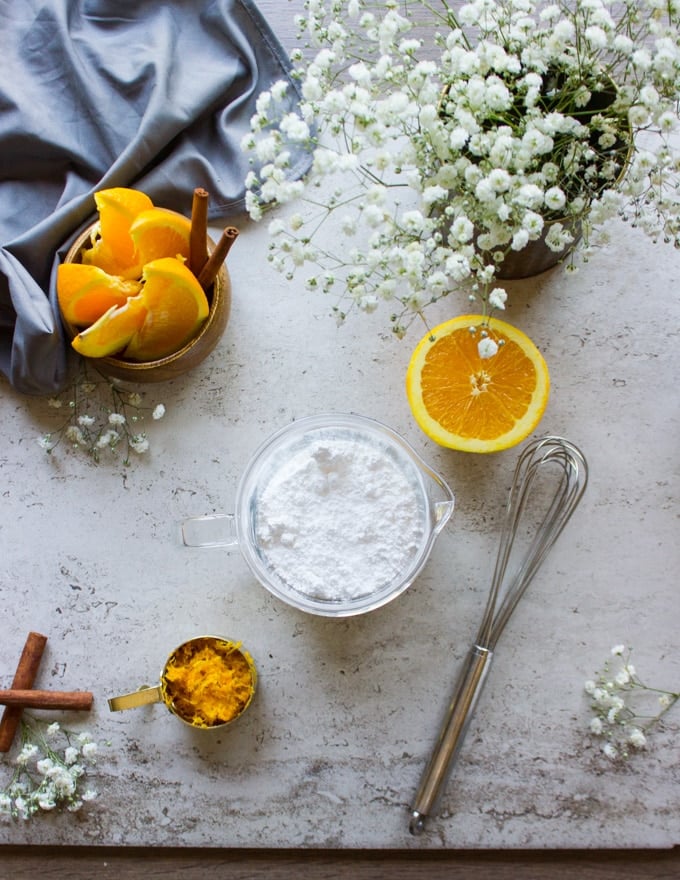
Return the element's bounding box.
[406,315,550,453]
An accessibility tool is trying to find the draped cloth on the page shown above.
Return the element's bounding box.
[0,0,307,394]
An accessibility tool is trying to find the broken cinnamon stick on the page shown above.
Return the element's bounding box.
[189,187,209,277]
[198,226,239,290]
[0,631,48,752]
[0,689,93,711]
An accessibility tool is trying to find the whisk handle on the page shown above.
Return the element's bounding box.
[409,644,493,835]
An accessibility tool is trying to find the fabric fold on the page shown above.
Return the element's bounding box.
[0,0,308,394]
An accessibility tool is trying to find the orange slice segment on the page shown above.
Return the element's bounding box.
[81,187,154,278]
[406,315,550,453]
[123,257,210,361]
[129,207,192,266]
[71,296,148,359]
[57,263,142,327]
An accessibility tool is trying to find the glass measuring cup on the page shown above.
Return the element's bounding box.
[107,635,257,729]
[182,413,455,617]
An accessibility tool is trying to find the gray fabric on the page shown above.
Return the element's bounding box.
[0,0,307,394]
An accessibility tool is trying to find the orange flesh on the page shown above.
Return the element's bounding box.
[420,329,538,440]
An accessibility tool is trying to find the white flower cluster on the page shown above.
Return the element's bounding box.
[0,718,100,820]
[585,645,679,761]
[38,363,166,464]
[243,0,680,337]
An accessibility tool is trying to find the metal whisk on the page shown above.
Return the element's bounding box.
[409,435,588,836]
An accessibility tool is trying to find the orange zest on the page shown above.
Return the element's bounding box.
[56,263,142,327]
[161,638,256,728]
[406,315,550,453]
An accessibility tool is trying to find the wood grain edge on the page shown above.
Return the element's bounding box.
[0,847,678,880]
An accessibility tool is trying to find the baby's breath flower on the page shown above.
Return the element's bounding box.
[478,337,499,358]
[585,645,679,762]
[16,745,38,766]
[628,728,647,749]
[64,425,85,445]
[63,747,79,766]
[96,429,119,449]
[1,715,104,821]
[81,742,98,762]
[602,742,618,760]
[244,0,680,336]
[38,362,167,465]
[589,717,604,735]
[129,434,150,453]
[488,288,507,310]
[36,758,54,775]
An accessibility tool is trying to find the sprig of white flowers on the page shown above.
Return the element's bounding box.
[243,0,680,340]
[0,716,101,820]
[585,645,679,761]
[38,362,166,464]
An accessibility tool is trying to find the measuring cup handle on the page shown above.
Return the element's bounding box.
[181,514,238,548]
[108,685,163,712]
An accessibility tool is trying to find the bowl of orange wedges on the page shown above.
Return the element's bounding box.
[58,187,234,383]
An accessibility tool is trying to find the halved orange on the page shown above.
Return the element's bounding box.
[406,315,550,453]
[57,263,142,326]
[123,257,210,361]
[80,187,154,278]
[129,207,192,266]
[71,296,148,359]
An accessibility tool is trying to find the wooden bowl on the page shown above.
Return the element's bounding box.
[61,223,231,383]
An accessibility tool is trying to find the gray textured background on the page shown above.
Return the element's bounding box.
[0,0,678,851]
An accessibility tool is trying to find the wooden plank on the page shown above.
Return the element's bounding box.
[0,847,679,880]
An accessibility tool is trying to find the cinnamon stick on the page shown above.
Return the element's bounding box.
[189,187,209,277]
[198,226,239,290]
[0,689,93,711]
[0,631,47,752]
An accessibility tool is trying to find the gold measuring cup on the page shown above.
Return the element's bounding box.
[108,635,257,729]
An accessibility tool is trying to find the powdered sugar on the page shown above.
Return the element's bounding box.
[255,435,427,602]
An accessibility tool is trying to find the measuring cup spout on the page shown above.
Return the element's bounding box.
[434,498,455,531]
[427,469,455,536]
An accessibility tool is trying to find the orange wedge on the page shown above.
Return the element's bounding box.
[129,207,192,266]
[71,296,148,359]
[406,315,550,453]
[57,263,142,327]
[80,187,154,278]
[123,257,210,361]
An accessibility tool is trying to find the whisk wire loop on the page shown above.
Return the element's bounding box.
[480,436,588,648]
